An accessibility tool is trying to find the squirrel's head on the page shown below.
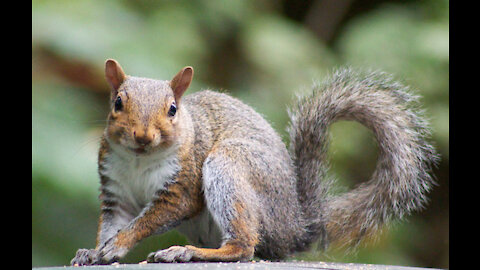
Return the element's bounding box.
[103,59,193,155]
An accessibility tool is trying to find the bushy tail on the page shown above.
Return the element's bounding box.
[287,68,438,248]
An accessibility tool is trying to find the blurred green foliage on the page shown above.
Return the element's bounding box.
[32,0,448,268]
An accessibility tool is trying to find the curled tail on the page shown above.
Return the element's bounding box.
[287,68,438,248]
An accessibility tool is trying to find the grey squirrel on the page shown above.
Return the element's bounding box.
[70,59,438,265]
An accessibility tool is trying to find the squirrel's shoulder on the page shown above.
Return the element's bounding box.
[183,90,239,105]
[182,90,255,115]
[183,90,266,122]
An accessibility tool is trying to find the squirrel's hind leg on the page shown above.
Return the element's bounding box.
[148,141,260,262]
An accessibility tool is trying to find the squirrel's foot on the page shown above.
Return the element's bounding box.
[95,237,129,265]
[147,246,194,263]
[71,248,100,266]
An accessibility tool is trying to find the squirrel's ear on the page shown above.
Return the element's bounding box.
[105,59,126,94]
[170,66,194,102]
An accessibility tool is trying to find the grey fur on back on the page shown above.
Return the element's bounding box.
[287,68,439,248]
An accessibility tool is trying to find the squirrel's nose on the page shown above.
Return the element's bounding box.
[133,130,154,146]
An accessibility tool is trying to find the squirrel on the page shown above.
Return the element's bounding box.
[71,59,438,265]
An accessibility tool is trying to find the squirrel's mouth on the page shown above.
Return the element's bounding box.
[126,141,172,155]
[132,147,147,154]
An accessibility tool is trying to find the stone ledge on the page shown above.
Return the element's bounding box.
[33,261,443,270]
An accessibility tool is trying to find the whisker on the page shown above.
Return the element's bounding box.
[69,135,103,159]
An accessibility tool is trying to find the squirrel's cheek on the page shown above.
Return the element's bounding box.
[153,132,162,146]
[106,126,126,145]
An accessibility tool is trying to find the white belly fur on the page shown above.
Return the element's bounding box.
[100,144,180,215]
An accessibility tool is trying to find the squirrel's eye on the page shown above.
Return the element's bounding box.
[168,103,177,117]
[114,96,123,111]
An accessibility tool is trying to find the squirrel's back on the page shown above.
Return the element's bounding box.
[183,90,282,149]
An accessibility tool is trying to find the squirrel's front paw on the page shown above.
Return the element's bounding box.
[147,246,194,263]
[71,248,100,266]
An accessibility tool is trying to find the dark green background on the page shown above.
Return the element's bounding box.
[32,0,448,268]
